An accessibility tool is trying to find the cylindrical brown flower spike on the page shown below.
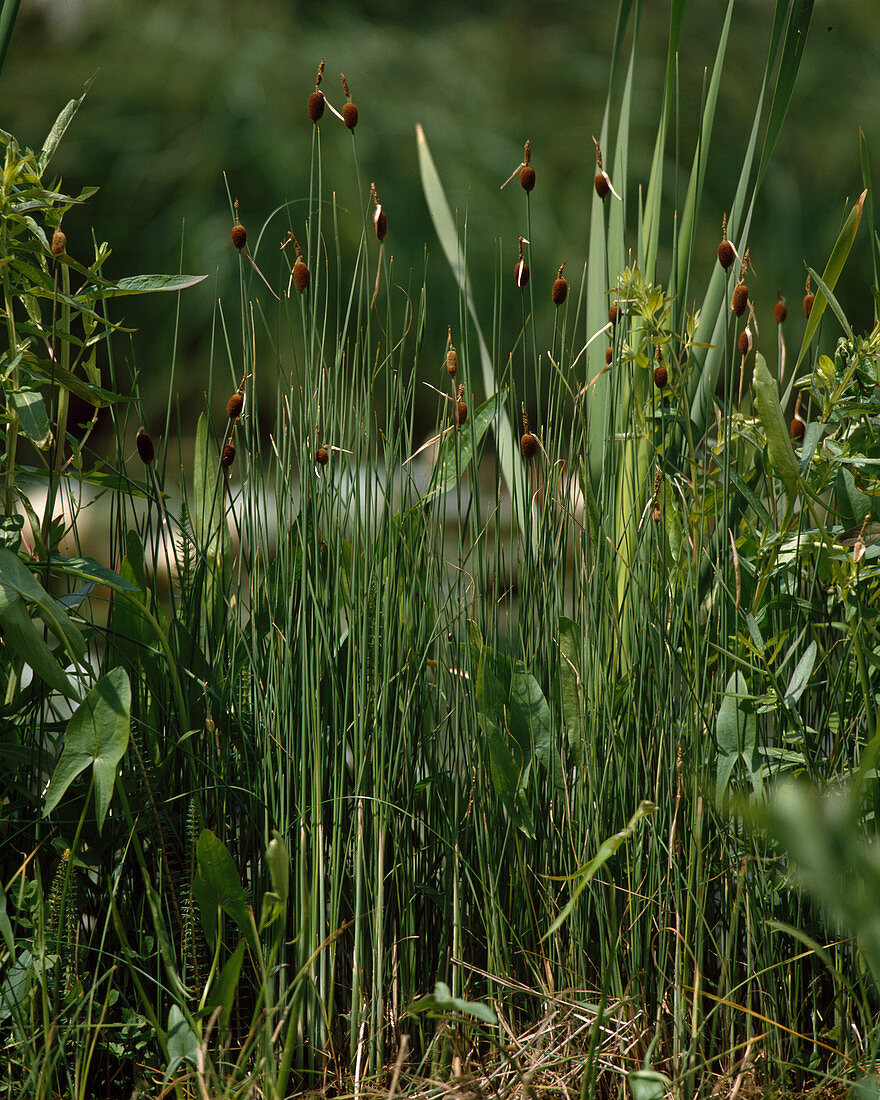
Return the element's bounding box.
[593,136,610,198]
[803,274,815,317]
[519,140,535,192]
[51,228,66,256]
[136,427,154,465]
[551,262,568,306]
[308,59,325,121]
[231,199,247,250]
[341,73,358,129]
[738,329,752,356]
[717,213,734,269]
[520,405,538,460]
[605,347,613,365]
[371,182,387,241]
[774,290,787,324]
[608,301,620,327]
[514,237,529,288]
[445,328,458,377]
[654,365,668,389]
[455,384,467,427]
[285,233,310,293]
[221,443,236,469]
[227,392,244,420]
[731,252,750,316]
[315,446,329,467]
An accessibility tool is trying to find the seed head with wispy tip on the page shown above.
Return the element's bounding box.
[520,405,538,459]
[455,384,467,427]
[136,427,154,465]
[51,228,66,256]
[308,60,325,121]
[551,263,568,305]
[340,73,358,128]
[514,236,529,288]
[731,281,748,316]
[593,136,611,198]
[803,274,814,317]
[518,139,535,192]
[717,213,734,269]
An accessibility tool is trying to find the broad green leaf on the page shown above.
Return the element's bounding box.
[558,617,583,754]
[10,389,51,449]
[508,668,563,796]
[406,980,497,1026]
[27,358,134,408]
[77,273,207,300]
[716,671,756,803]
[0,547,86,663]
[43,668,131,831]
[0,591,78,698]
[795,190,867,372]
[475,640,512,724]
[163,1005,199,1085]
[783,640,818,708]
[479,715,534,838]
[544,800,657,939]
[49,553,139,593]
[629,1069,672,1100]
[425,390,505,501]
[206,939,246,1035]
[753,353,800,501]
[193,830,256,952]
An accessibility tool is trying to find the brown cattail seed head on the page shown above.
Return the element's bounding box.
[455,384,467,426]
[446,347,458,377]
[315,446,329,467]
[136,427,154,465]
[374,207,387,241]
[790,416,805,441]
[293,260,310,293]
[773,293,787,324]
[231,223,247,250]
[605,346,613,365]
[608,301,620,327]
[51,228,66,256]
[227,392,244,420]
[803,291,815,317]
[521,432,538,460]
[594,172,610,199]
[551,263,568,306]
[519,165,536,192]
[717,239,734,269]
[514,261,530,288]
[738,329,752,356]
[653,365,668,389]
[308,90,325,122]
[342,102,358,129]
[221,443,236,469]
[731,281,748,316]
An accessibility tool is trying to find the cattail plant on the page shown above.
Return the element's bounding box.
[514,235,529,288]
[308,59,325,121]
[803,272,815,316]
[341,72,358,129]
[551,262,568,305]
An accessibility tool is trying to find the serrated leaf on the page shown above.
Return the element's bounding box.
[753,353,801,501]
[43,668,131,831]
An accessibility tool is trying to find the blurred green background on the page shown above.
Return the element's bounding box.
[4,0,880,431]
